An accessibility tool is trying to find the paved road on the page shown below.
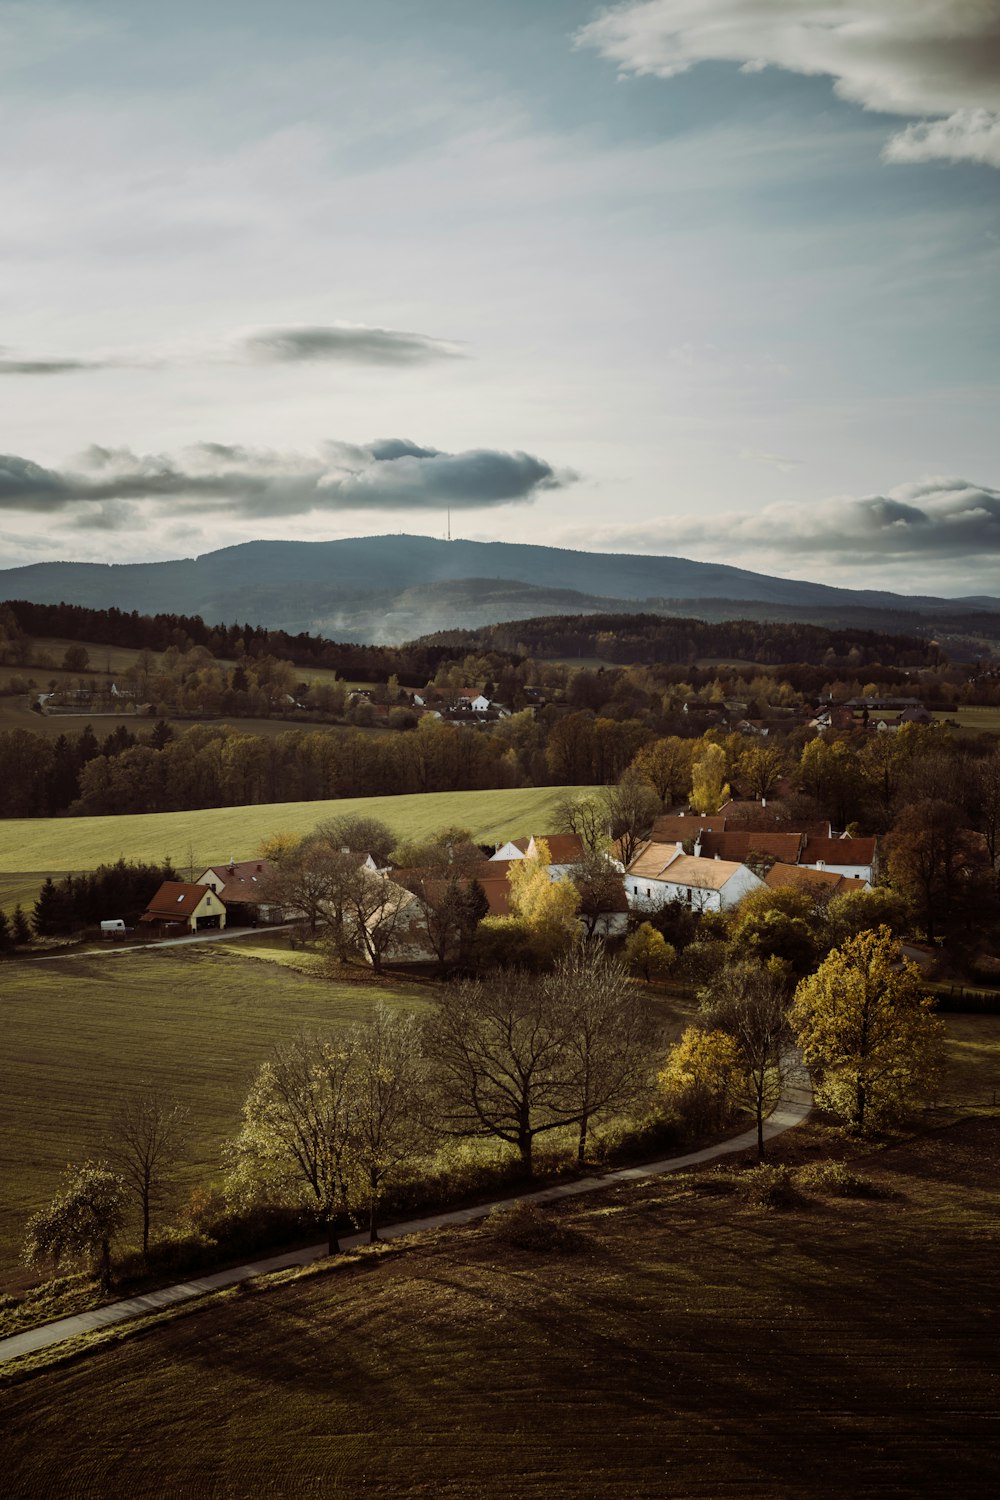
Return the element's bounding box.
[0,1063,812,1367]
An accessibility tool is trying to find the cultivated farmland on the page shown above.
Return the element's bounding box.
[2,1117,997,1496]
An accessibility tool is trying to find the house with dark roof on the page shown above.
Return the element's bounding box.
[195,859,284,925]
[800,835,878,882]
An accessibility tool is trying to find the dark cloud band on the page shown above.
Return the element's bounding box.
[0,439,572,526]
[0,322,464,376]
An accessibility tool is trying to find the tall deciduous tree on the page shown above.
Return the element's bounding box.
[347,1004,427,1243]
[690,742,730,815]
[106,1089,188,1258]
[790,926,944,1133]
[228,1033,355,1253]
[737,745,786,803]
[602,774,660,868]
[885,798,989,945]
[629,736,693,806]
[427,972,580,1175]
[546,950,653,1165]
[699,960,789,1160]
[24,1161,127,1290]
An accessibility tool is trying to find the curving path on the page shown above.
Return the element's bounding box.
[0,1061,811,1367]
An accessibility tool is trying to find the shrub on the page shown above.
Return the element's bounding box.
[115,1228,220,1283]
[591,1110,686,1166]
[486,1201,587,1254]
[736,1164,800,1211]
[795,1161,880,1198]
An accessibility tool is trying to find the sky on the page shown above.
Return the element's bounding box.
[1,0,999,595]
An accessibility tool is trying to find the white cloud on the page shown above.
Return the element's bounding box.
[883,108,1000,168]
[579,1,1000,167]
[586,477,1000,563]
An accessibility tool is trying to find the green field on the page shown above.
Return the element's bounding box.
[1,1114,997,1496]
[0,785,596,882]
[0,942,431,1284]
[932,706,1000,734]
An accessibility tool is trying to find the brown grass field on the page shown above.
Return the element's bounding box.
[0,1113,997,1497]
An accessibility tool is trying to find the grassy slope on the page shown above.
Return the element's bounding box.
[1,1115,997,1497]
[0,785,596,877]
[0,698,378,741]
[0,943,433,1283]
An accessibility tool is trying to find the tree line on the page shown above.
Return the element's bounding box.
[22,926,945,1295]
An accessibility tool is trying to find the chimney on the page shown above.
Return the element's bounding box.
[761,797,767,809]
[693,838,702,858]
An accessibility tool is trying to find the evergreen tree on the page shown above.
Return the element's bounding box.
[0,909,12,953]
[11,905,31,945]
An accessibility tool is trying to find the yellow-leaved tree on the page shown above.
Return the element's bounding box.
[658,1024,743,1134]
[790,925,944,1133]
[478,840,582,967]
[690,741,730,815]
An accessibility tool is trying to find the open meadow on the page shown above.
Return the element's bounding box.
[1,1112,996,1497]
[0,784,598,901]
[0,940,435,1285]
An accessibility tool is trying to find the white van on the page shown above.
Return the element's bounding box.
[100,919,126,938]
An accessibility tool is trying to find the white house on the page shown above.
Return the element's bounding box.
[624,842,764,913]
[489,834,588,882]
[800,836,877,883]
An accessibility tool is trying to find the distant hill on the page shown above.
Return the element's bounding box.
[1,534,997,642]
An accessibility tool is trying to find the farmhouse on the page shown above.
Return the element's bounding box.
[765,864,871,897]
[489,833,587,880]
[140,881,227,933]
[625,842,764,912]
[799,835,878,882]
[196,859,284,926]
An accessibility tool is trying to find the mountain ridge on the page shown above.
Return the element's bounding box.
[1,534,996,642]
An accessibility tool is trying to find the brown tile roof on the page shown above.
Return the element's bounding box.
[764,864,868,895]
[802,836,877,866]
[201,859,276,905]
[141,881,218,922]
[530,834,586,864]
[626,843,747,891]
[697,831,803,863]
[650,815,728,842]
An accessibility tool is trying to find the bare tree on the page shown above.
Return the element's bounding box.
[546,948,654,1165]
[426,971,579,1175]
[555,792,609,855]
[347,1004,427,1242]
[313,814,396,866]
[262,840,365,955]
[106,1089,188,1258]
[699,960,789,1160]
[568,852,628,939]
[602,774,659,867]
[397,871,489,972]
[346,872,413,974]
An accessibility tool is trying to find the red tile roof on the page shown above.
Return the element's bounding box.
[801,836,877,866]
[200,859,276,905]
[141,881,219,923]
[697,831,803,863]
